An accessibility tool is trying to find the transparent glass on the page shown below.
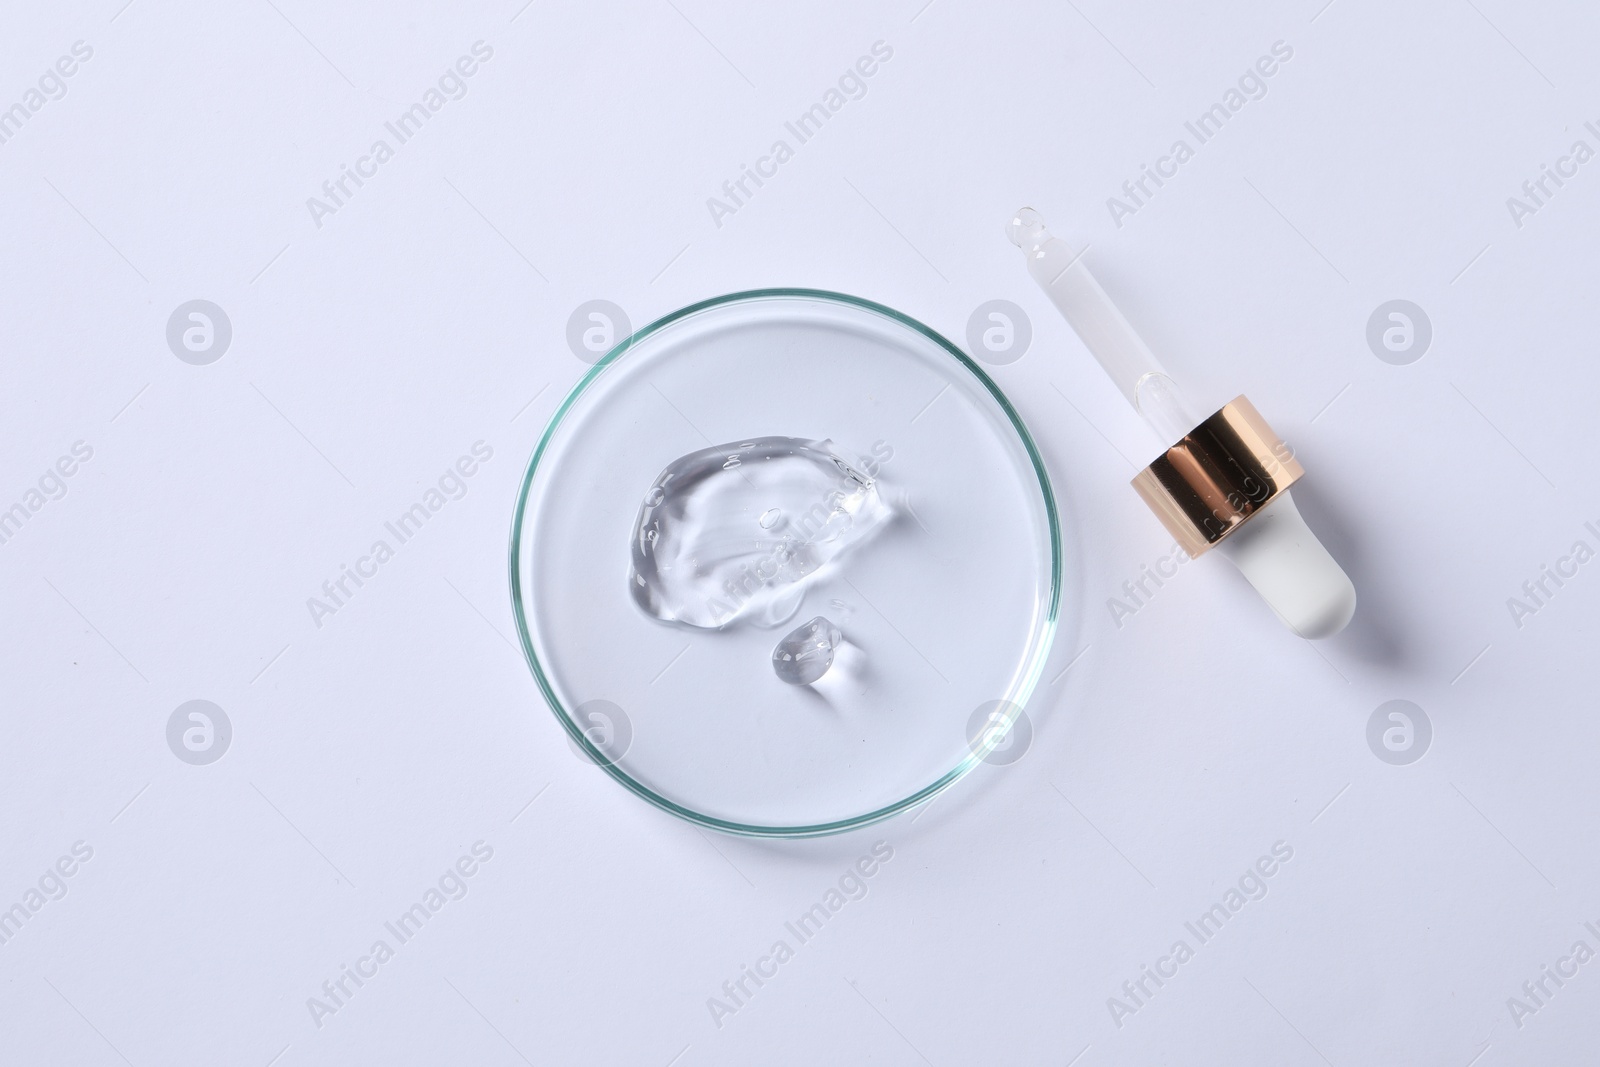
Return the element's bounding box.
[509,290,1062,836]
[1134,372,1197,446]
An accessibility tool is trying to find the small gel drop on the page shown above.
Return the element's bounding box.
[759,508,782,529]
[772,616,843,686]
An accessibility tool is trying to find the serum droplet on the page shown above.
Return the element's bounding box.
[759,508,782,529]
[772,616,843,686]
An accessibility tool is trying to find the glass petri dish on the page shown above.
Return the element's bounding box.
[510,290,1060,836]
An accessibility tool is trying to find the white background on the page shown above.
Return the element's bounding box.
[3,0,1598,1063]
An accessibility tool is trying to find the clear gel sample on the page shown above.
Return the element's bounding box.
[629,437,892,629]
[771,616,843,685]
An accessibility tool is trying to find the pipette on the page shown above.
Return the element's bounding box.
[1008,207,1356,639]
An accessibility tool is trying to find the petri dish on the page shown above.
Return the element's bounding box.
[510,289,1060,836]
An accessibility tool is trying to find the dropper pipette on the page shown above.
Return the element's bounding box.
[1008,207,1356,639]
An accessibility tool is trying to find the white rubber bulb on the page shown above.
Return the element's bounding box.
[1212,490,1357,639]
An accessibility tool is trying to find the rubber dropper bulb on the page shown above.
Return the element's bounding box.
[1213,491,1357,639]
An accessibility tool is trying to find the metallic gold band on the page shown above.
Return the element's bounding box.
[1130,395,1303,557]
